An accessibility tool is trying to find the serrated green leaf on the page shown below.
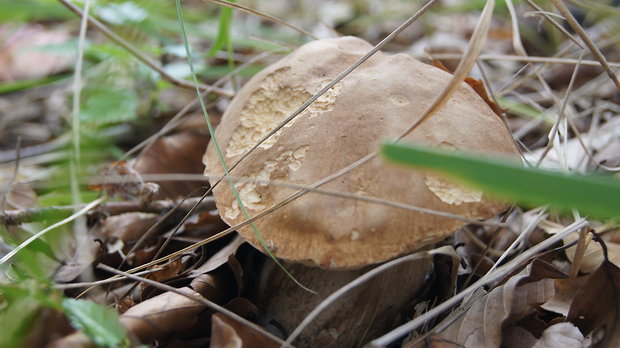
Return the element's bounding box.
[62,299,126,348]
[80,88,138,125]
[381,142,620,220]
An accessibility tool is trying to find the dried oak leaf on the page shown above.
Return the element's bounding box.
[567,259,620,347]
[120,274,225,343]
[541,275,590,317]
[436,259,565,348]
[531,322,584,348]
[120,287,207,343]
[190,235,246,277]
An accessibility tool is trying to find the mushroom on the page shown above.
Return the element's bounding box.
[203,36,519,270]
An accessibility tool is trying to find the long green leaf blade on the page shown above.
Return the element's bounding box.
[381,142,620,220]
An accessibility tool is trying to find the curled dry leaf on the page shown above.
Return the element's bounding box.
[540,275,590,317]
[120,274,225,344]
[563,231,620,273]
[143,258,185,286]
[436,259,566,348]
[120,287,207,343]
[566,260,620,347]
[57,214,159,283]
[190,235,246,277]
[531,322,584,348]
[92,212,159,243]
[210,313,284,348]
[90,212,159,267]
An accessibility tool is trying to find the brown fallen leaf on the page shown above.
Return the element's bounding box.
[531,322,584,348]
[91,161,159,203]
[567,259,620,347]
[120,286,207,343]
[1,165,38,211]
[143,258,185,286]
[564,231,620,272]
[89,212,160,268]
[132,131,209,200]
[92,212,159,243]
[430,59,504,117]
[22,307,73,348]
[210,313,284,348]
[1,182,37,210]
[501,325,538,348]
[46,331,97,348]
[120,274,226,343]
[436,259,566,348]
[190,235,246,277]
[541,275,590,317]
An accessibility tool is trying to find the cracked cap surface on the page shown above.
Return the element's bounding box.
[203,36,520,269]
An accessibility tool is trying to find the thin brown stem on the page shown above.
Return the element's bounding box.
[0,196,215,225]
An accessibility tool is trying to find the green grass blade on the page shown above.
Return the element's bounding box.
[381,142,620,220]
[206,0,234,58]
[0,74,68,94]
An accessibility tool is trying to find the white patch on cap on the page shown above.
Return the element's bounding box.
[226,68,342,157]
[425,174,482,205]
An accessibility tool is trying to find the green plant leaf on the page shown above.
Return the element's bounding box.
[206,0,234,58]
[80,88,139,125]
[96,1,148,25]
[0,75,68,94]
[0,294,45,348]
[0,282,62,348]
[496,96,551,122]
[0,0,71,22]
[62,299,127,348]
[381,142,620,220]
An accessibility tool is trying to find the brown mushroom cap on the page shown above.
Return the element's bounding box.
[204,36,519,269]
